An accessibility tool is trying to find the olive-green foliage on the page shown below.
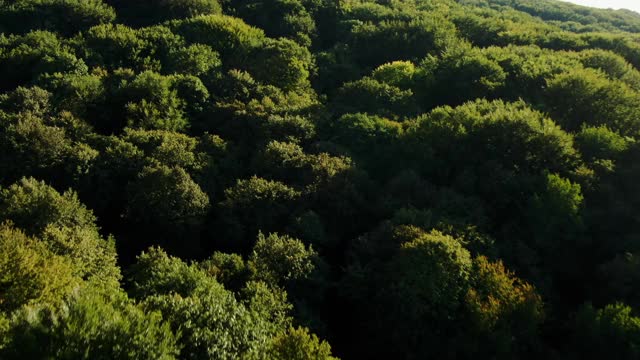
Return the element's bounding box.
[0,87,98,186]
[0,177,97,239]
[129,247,275,360]
[170,14,266,67]
[128,246,217,299]
[249,232,317,285]
[268,326,337,360]
[123,71,189,131]
[78,134,146,217]
[0,0,116,36]
[418,42,507,108]
[570,303,640,360]
[109,0,222,26]
[0,178,120,288]
[122,128,208,171]
[200,252,250,290]
[254,140,353,188]
[328,113,402,178]
[1,288,179,360]
[344,14,457,68]
[580,33,640,69]
[520,173,586,300]
[472,0,640,33]
[403,99,578,225]
[166,43,221,76]
[381,230,472,326]
[240,280,293,332]
[261,114,317,143]
[529,173,584,233]
[333,77,417,118]
[464,256,544,357]
[482,45,581,101]
[74,24,222,77]
[232,0,316,46]
[0,85,53,117]
[581,142,640,272]
[248,37,313,91]
[578,49,640,91]
[251,139,370,240]
[0,31,87,92]
[343,225,543,359]
[341,226,471,358]
[329,113,402,155]
[0,312,8,350]
[453,2,640,69]
[576,126,630,161]
[0,223,78,313]
[408,99,577,175]
[371,60,416,88]
[210,69,318,142]
[42,72,106,120]
[144,292,271,360]
[75,24,171,72]
[127,164,209,221]
[3,0,640,358]
[545,68,640,136]
[219,176,301,249]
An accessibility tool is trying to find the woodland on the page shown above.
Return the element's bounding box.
[2,0,640,358]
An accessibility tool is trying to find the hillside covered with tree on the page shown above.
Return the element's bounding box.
[2,0,640,358]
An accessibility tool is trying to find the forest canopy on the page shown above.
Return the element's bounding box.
[2,0,640,359]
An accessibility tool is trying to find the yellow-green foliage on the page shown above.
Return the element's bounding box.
[0,223,78,313]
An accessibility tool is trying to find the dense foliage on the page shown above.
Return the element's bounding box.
[2,0,640,358]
